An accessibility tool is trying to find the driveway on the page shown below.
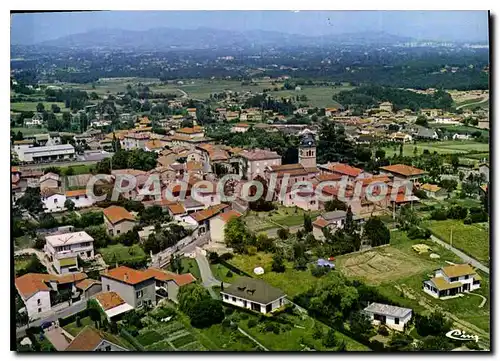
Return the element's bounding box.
[429,235,489,274]
[44,327,74,351]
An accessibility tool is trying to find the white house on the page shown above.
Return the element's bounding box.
[42,189,66,213]
[231,123,250,133]
[17,144,75,163]
[452,133,471,141]
[44,231,95,274]
[15,272,88,319]
[65,189,95,209]
[363,303,413,332]
[423,264,481,299]
[221,277,287,314]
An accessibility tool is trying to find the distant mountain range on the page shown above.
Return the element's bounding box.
[17,27,417,50]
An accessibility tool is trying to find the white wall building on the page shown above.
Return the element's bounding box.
[423,264,481,299]
[220,277,287,314]
[65,189,96,208]
[44,231,95,274]
[363,303,413,332]
[17,144,75,163]
[42,190,66,213]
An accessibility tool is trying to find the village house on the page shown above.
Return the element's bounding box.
[122,132,150,150]
[379,164,426,183]
[312,211,348,240]
[65,326,130,351]
[94,291,135,320]
[44,231,95,274]
[390,132,413,143]
[103,206,137,237]
[209,209,242,245]
[452,133,471,141]
[238,149,282,180]
[39,172,60,190]
[12,139,34,153]
[142,268,196,303]
[319,162,366,182]
[41,188,66,213]
[15,272,89,319]
[423,264,481,299]
[379,102,393,113]
[221,277,286,315]
[175,126,205,139]
[187,108,197,119]
[231,123,251,133]
[101,266,156,309]
[420,183,447,200]
[144,139,166,153]
[185,203,230,236]
[363,303,413,332]
[325,107,339,117]
[65,189,95,209]
[479,163,489,183]
[75,279,102,300]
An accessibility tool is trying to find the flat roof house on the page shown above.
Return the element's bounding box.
[103,206,137,237]
[423,264,481,299]
[363,302,412,332]
[17,144,75,163]
[221,277,286,314]
[44,231,95,274]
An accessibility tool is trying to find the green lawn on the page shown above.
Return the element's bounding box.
[63,316,93,336]
[425,219,489,266]
[11,127,49,135]
[61,164,94,176]
[244,205,321,233]
[382,140,489,158]
[229,252,321,298]
[98,244,148,266]
[233,307,369,351]
[14,255,34,275]
[335,230,490,344]
[11,101,66,112]
[167,257,201,280]
[198,323,261,351]
[14,236,35,252]
[211,263,239,284]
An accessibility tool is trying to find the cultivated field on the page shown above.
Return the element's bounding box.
[383,140,489,158]
[10,101,66,112]
[425,219,490,267]
[244,206,321,233]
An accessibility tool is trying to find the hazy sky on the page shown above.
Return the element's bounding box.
[11,10,489,44]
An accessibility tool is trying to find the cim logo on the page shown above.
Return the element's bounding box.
[445,329,479,343]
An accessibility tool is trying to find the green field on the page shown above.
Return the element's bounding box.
[383,140,489,158]
[61,164,94,176]
[336,230,490,344]
[99,244,148,265]
[10,101,66,112]
[11,127,49,135]
[229,252,321,298]
[244,205,321,233]
[233,306,369,351]
[425,219,490,266]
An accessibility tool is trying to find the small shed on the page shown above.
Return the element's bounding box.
[363,302,412,332]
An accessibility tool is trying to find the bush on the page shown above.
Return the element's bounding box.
[277,228,289,240]
[226,270,233,278]
[447,205,468,220]
[430,208,448,220]
[378,325,389,336]
[247,319,258,328]
[311,265,330,278]
[246,246,257,255]
[224,307,234,316]
[240,313,249,320]
[219,253,234,261]
[221,319,231,328]
[408,226,431,240]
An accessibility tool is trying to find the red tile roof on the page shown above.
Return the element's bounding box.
[102,266,154,285]
[65,189,88,197]
[219,209,242,223]
[15,273,87,300]
[330,163,363,178]
[95,291,126,310]
[190,204,229,223]
[103,206,136,225]
[143,268,196,286]
[380,164,426,177]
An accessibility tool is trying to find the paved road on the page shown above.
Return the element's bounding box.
[430,235,489,274]
[456,95,489,110]
[16,300,87,338]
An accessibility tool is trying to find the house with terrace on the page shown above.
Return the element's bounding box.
[221,277,287,315]
[423,264,482,299]
[44,231,95,274]
[15,272,89,319]
[103,206,137,237]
